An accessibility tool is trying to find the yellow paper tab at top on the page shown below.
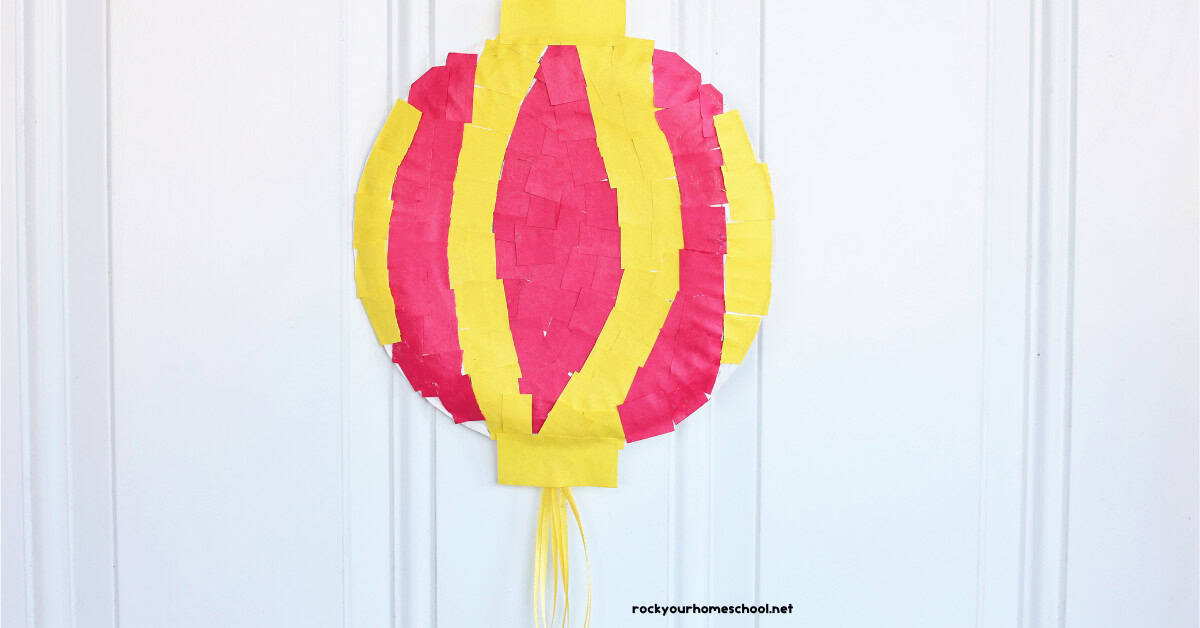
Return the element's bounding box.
[500,0,626,44]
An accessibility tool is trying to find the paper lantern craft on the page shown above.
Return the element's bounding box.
[353,0,773,623]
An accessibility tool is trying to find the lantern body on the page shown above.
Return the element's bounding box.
[354,0,773,487]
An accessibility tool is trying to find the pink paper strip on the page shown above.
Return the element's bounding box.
[618,54,729,441]
[386,62,485,423]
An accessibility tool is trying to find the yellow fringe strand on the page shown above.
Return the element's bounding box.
[533,487,592,628]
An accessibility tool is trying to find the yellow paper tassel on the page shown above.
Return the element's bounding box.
[534,487,592,628]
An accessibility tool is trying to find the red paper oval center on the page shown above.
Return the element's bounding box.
[494,46,622,432]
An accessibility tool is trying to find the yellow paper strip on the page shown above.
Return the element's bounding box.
[537,40,681,443]
[715,109,774,360]
[353,99,421,344]
[447,49,538,438]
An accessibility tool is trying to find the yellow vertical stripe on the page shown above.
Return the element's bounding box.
[354,99,422,345]
[714,110,774,363]
[537,39,682,442]
[448,44,539,437]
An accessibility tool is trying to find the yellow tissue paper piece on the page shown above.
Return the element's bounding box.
[353,99,421,345]
[497,432,623,487]
[619,226,654,270]
[476,40,541,95]
[632,133,675,179]
[721,313,761,364]
[376,102,422,153]
[500,0,625,45]
[613,38,653,93]
[503,393,534,435]
[353,192,389,247]
[447,53,538,437]
[360,295,400,344]
[726,219,773,261]
[577,44,616,99]
[726,279,772,315]
[599,136,641,187]
[713,110,756,165]
[457,125,509,184]
[453,280,509,329]
[472,87,523,135]
[469,376,507,431]
[723,163,775,221]
[357,147,404,197]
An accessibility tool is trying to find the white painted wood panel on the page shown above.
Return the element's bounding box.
[4,0,1197,627]
[760,1,989,624]
[1066,1,1199,627]
[107,1,347,625]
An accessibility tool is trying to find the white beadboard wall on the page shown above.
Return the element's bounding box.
[3,0,1197,627]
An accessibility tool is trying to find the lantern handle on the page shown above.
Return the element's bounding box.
[500,0,626,44]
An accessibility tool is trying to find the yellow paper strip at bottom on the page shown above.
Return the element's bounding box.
[497,433,623,488]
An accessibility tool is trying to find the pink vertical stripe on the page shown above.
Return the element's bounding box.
[619,52,728,442]
[387,56,486,423]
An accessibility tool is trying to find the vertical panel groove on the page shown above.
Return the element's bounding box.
[390,2,436,626]
[666,11,681,622]
[338,0,350,621]
[975,0,992,619]
[385,5,400,627]
[1055,2,1078,623]
[754,0,766,620]
[975,2,996,625]
[429,406,437,628]
[387,369,396,628]
[1016,0,1039,619]
[1018,0,1077,625]
[13,0,36,621]
[61,0,81,618]
[60,0,80,613]
[978,0,1034,625]
[428,5,438,626]
[104,0,120,621]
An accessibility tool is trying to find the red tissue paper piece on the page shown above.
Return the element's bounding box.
[445,53,478,123]
[699,84,723,137]
[680,204,727,254]
[618,390,676,442]
[408,66,449,119]
[651,49,701,108]
[538,46,589,105]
